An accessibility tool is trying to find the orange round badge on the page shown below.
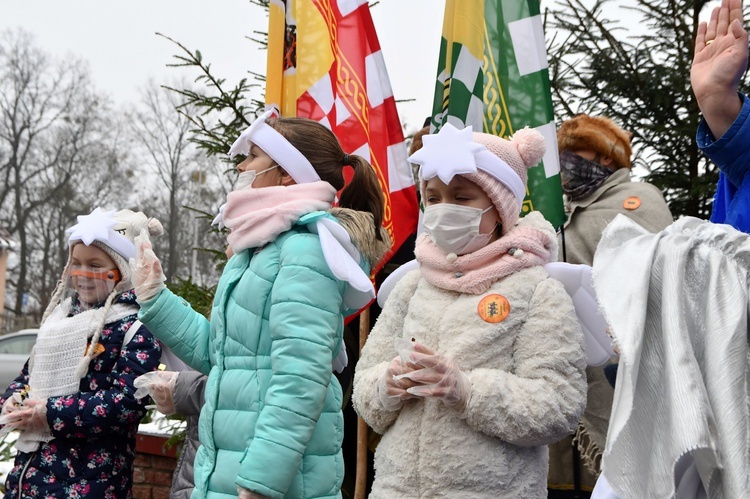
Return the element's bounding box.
[623,196,641,210]
[477,294,511,324]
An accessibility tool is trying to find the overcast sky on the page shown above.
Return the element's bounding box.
[0,1,721,134]
[0,0,444,132]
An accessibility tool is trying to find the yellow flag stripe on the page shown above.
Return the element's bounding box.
[265,1,286,111]
[295,0,334,104]
[482,23,513,136]
[442,0,485,62]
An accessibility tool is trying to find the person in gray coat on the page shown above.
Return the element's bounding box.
[169,370,206,499]
[134,358,206,499]
[548,114,673,498]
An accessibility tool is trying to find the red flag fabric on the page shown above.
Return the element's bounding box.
[266,0,419,274]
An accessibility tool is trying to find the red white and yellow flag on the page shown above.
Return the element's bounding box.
[265,0,419,271]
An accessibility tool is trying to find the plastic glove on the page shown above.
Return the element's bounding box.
[237,486,269,499]
[1,393,23,416]
[375,338,426,411]
[130,230,167,303]
[1,398,49,433]
[0,393,25,436]
[133,371,178,416]
[398,344,472,416]
[377,356,421,411]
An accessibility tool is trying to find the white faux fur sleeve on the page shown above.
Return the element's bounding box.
[463,277,587,446]
[353,270,421,435]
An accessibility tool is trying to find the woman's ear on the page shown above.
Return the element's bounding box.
[279,169,295,186]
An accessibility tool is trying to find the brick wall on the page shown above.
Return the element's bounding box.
[132,432,178,499]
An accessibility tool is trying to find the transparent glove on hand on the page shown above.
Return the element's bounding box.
[398,343,472,416]
[1,393,22,416]
[376,337,430,411]
[129,230,167,303]
[238,486,269,499]
[1,398,49,433]
[134,371,178,415]
[377,355,420,411]
[0,394,25,436]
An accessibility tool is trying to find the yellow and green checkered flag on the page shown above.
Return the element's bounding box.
[431,0,566,228]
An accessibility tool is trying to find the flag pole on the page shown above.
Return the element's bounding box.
[354,305,370,499]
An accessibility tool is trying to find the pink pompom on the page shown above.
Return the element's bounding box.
[148,218,165,237]
[512,127,546,168]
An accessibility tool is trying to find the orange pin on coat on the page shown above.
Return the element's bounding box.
[478,294,511,323]
[84,342,106,358]
[623,196,641,210]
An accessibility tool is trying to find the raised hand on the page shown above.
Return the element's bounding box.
[691,0,747,138]
[130,230,167,303]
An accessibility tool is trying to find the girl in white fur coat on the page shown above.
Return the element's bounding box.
[353,124,587,498]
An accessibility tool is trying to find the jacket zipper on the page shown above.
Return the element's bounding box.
[17,451,35,497]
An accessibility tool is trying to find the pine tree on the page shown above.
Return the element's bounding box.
[546,0,750,218]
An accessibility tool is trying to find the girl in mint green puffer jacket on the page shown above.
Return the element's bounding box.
[131,113,390,499]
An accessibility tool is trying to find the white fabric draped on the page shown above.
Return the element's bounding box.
[592,215,750,498]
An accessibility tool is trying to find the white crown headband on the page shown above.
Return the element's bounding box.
[408,123,526,209]
[66,208,135,260]
[228,110,321,184]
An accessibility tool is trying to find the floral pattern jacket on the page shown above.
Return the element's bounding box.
[1,290,162,499]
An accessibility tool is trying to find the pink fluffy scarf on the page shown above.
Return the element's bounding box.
[415,212,557,294]
[223,181,337,253]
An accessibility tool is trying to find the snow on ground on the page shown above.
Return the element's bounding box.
[138,410,186,436]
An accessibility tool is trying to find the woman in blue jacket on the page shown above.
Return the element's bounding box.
[131,112,389,499]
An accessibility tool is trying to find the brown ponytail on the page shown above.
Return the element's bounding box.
[270,116,385,240]
[338,155,384,238]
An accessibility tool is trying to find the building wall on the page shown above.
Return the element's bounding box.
[133,433,178,499]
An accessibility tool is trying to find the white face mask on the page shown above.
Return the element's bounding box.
[423,203,497,255]
[235,165,279,190]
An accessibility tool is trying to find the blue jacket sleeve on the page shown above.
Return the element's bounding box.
[698,93,750,232]
[45,324,161,439]
[138,288,213,375]
[236,233,343,498]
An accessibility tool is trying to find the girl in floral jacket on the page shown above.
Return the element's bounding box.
[0,208,163,499]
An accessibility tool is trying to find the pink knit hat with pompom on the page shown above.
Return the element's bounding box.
[409,124,546,234]
[409,123,545,234]
[465,128,546,233]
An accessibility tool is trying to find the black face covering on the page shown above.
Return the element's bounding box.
[559,150,616,201]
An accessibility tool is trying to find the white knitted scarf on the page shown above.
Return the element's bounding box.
[593,215,750,498]
[17,297,137,452]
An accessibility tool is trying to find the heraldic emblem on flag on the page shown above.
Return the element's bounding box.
[431,0,566,228]
[265,0,419,269]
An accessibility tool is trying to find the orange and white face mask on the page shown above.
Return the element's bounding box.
[68,266,121,308]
